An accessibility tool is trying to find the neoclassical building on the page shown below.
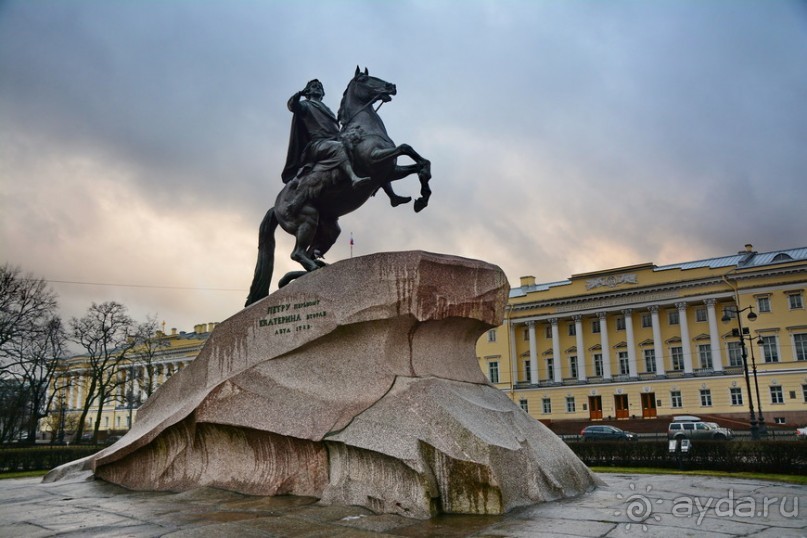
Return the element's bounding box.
[45,323,215,439]
[476,245,807,428]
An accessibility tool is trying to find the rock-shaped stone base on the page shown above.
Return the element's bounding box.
[46,251,599,518]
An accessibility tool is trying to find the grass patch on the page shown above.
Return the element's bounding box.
[591,466,807,486]
[0,469,49,480]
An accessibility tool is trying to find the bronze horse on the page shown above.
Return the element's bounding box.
[245,68,431,306]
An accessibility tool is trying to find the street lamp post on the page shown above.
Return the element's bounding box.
[722,305,759,440]
[748,338,767,436]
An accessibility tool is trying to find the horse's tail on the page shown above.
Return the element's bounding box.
[245,207,278,307]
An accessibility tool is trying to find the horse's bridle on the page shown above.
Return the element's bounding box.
[341,94,389,126]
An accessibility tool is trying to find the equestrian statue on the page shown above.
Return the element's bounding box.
[245,67,432,306]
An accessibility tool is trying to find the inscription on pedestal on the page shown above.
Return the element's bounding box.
[259,299,328,335]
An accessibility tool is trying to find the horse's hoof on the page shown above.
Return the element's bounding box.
[414,198,428,212]
[391,195,412,207]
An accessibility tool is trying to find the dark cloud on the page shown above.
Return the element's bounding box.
[2,1,805,332]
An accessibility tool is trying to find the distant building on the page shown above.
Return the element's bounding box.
[43,323,216,442]
[476,245,807,429]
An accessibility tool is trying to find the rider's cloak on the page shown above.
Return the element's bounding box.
[282,98,346,184]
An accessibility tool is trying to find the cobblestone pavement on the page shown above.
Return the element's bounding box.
[0,472,804,537]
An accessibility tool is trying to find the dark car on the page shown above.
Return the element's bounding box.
[580,425,637,441]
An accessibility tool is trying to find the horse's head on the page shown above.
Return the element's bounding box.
[338,67,396,123]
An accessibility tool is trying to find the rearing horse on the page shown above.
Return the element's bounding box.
[245,67,431,306]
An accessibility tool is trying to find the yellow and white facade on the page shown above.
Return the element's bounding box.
[477,245,807,428]
[44,323,215,440]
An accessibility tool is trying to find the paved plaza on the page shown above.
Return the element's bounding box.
[0,472,804,537]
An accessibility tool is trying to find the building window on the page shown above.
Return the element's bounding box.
[545,325,552,339]
[722,307,736,320]
[519,399,529,412]
[730,387,743,406]
[757,296,771,313]
[488,361,499,384]
[774,417,786,425]
[671,390,682,408]
[641,313,652,328]
[593,353,603,377]
[795,333,807,361]
[116,416,121,428]
[105,417,109,428]
[616,317,626,331]
[668,309,679,325]
[644,349,656,373]
[566,396,576,413]
[759,336,779,363]
[700,389,712,407]
[802,384,807,403]
[524,360,532,383]
[487,329,496,343]
[546,358,554,381]
[698,344,712,370]
[788,292,804,310]
[592,320,601,333]
[770,386,784,404]
[671,347,684,371]
[618,351,629,375]
[727,341,743,367]
[695,307,707,322]
[568,323,576,336]
[523,328,529,341]
[542,397,552,414]
[569,356,578,378]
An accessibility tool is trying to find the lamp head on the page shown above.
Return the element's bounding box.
[747,311,757,322]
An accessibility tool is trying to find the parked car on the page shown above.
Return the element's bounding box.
[667,416,733,441]
[796,426,807,440]
[580,425,637,441]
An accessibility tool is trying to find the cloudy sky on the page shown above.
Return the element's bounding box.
[1,1,805,335]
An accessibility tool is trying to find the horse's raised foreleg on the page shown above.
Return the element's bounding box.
[370,144,431,212]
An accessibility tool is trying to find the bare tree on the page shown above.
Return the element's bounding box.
[70,302,139,443]
[0,265,63,444]
[6,317,66,442]
[130,316,168,400]
[0,264,59,375]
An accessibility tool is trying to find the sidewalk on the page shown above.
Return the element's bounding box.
[0,472,804,537]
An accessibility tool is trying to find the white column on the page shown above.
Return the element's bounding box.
[75,375,83,411]
[508,321,518,387]
[550,318,562,383]
[623,309,638,378]
[650,306,666,376]
[598,312,613,380]
[677,302,694,374]
[68,377,76,409]
[527,321,538,384]
[705,299,724,372]
[573,315,586,381]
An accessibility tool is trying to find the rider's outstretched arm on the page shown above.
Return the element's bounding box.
[287,90,306,114]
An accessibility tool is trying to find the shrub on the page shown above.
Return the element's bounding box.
[567,440,807,474]
[0,446,101,473]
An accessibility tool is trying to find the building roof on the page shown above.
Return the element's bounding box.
[654,246,807,271]
[510,246,807,298]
